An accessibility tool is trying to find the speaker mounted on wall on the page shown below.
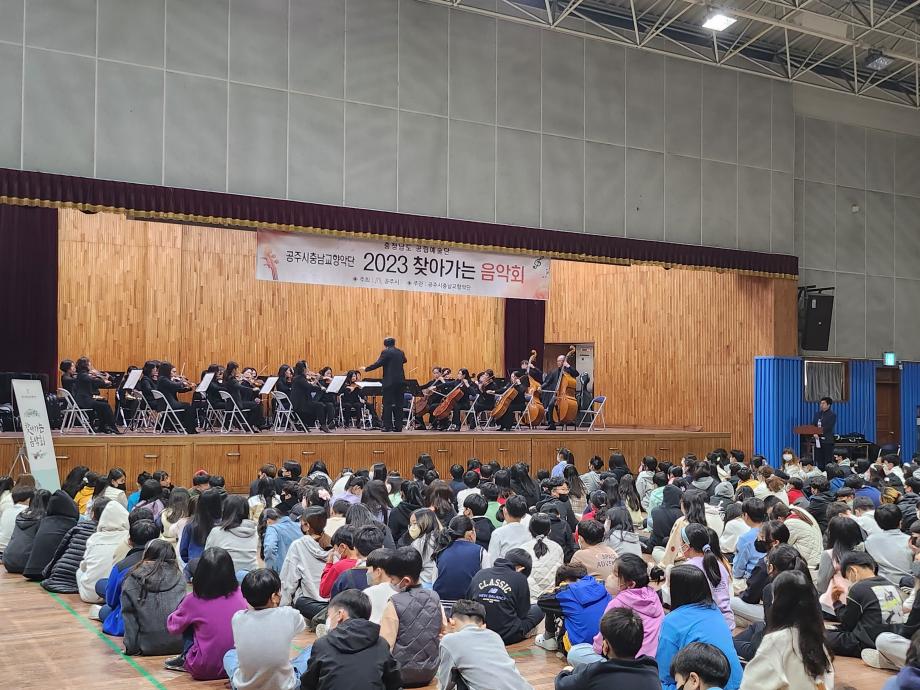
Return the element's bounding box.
[797,286,835,351]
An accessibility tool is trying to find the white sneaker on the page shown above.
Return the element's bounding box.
[314,624,327,638]
[861,648,898,670]
[87,604,102,620]
[534,633,558,651]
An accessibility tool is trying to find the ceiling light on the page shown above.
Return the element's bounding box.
[865,50,894,71]
[702,12,737,31]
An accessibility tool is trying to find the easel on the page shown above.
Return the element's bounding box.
[8,442,29,479]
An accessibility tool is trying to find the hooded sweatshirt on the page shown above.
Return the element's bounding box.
[77,501,130,602]
[635,470,656,509]
[691,475,718,499]
[710,481,735,511]
[554,576,612,645]
[279,533,330,605]
[1,507,44,573]
[592,586,664,657]
[121,562,186,655]
[466,559,534,644]
[387,500,420,545]
[205,519,259,573]
[649,485,682,549]
[300,618,401,690]
[24,490,80,580]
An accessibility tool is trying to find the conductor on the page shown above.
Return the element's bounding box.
[362,337,407,432]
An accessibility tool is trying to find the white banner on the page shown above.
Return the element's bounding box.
[12,379,60,491]
[256,230,551,300]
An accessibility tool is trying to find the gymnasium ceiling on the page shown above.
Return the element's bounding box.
[420,0,920,108]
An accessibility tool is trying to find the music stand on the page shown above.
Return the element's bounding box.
[122,369,142,391]
[196,372,215,394]
[326,375,347,395]
[259,376,279,396]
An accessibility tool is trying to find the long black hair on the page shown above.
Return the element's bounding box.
[188,488,223,544]
[22,489,51,519]
[601,477,621,509]
[192,547,239,599]
[528,513,552,559]
[60,466,90,498]
[258,507,281,560]
[681,489,708,526]
[683,523,723,588]
[361,479,393,522]
[219,494,249,531]
[400,480,424,508]
[767,570,833,679]
[767,544,813,583]
[618,475,642,512]
[562,464,586,499]
[164,487,190,524]
[827,515,864,566]
[433,515,474,559]
[669,563,714,609]
[129,539,180,602]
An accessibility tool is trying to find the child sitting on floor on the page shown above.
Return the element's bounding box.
[223,568,309,689]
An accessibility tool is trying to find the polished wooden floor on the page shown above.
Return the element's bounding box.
[0,569,893,690]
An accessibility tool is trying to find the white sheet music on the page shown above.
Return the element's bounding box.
[196,372,215,394]
[122,369,142,390]
[326,375,347,394]
[259,376,279,395]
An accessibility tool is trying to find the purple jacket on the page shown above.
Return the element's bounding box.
[592,586,664,657]
[166,589,247,680]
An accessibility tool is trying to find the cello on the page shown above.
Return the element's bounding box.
[432,377,464,420]
[413,368,450,416]
[551,345,578,425]
[491,371,520,420]
[522,350,545,426]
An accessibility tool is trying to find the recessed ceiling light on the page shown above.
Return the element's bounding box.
[702,12,737,31]
[865,50,894,70]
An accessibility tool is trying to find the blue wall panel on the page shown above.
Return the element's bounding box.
[901,363,920,460]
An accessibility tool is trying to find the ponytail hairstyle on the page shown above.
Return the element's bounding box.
[257,507,281,560]
[434,515,474,559]
[767,543,813,584]
[528,513,552,559]
[681,489,708,526]
[589,490,607,518]
[614,552,650,588]
[682,522,722,588]
[617,475,642,512]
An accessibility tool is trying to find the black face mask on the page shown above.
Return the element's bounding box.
[557,494,570,502]
[116,483,127,492]
[754,539,770,553]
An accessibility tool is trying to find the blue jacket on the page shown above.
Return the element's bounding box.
[433,539,485,601]
[179,523,206,579]
[555,576,611,645]
[732,528,759,579]
[262,516,302,573]
[102,546,145,636]
[126,491,141,511]
[855,485,882,508]
[656,603,742,690]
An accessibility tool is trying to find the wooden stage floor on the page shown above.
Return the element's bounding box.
[0,426,731,493]
[0,568,894,690]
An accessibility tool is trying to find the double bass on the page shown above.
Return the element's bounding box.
[522,350,545,426]
[551,345,578,425]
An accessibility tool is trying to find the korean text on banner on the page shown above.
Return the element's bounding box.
[12,379,60,491]
[256,231,551,300]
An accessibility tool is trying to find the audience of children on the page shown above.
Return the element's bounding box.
[11,448,920,689]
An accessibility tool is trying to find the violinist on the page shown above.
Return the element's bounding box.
[290,360,331,433]
[204,363,225,409]
[155,361,198,434]
[276,364,294,396]
[223,361,268,431]
[341,370,381,428]
[137,360,159,407]
[72,356,121,434]
[240,367,262,400]
[446,368,475,432]
[415,367,447,430]
[59,359,76,394]
[117,364,143,424]
[542,355,579,431]
[315,366,338,428]
[495,370,528,431]
[473,370,497,417]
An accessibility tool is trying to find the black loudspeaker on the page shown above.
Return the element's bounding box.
[800,294,834,350]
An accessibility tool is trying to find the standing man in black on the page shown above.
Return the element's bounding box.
[363,337,407,432]
[541,355,579,430]
[812,396,837,470]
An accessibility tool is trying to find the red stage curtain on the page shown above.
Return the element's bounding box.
[0,167,798,278]
[0,203,58,391]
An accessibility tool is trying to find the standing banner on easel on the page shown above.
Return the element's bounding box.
[12,379,60,491]
[256,230,551,300]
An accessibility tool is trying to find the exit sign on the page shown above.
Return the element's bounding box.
[884,352,897,366]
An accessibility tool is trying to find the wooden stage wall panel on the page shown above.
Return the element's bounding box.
[0,431,732,494]
[58,209,797,452]
[545,262,797,452]
[57,209,504,380]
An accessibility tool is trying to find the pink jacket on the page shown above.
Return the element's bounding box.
[591,586,664,657]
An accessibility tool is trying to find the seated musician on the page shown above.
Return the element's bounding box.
[72,356,121,434]
[341,370,382,429]
[117,364,142,424]
[223,361,268,431]
[276,364,294,396]
[495,370,528,431]
[473,370,497,417]
[542,355,579,431]
[155,361,198,434]
[521,358,543,402]
[316,366,338,429]
[429,369,457,431]
[59,359,76,394]
[447,368,475,432]
[414,367,446,430]
[240,367,262,401]
[290,360,331,433]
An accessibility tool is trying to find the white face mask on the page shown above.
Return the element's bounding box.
[408,524,421,539]
[783,454,793,462]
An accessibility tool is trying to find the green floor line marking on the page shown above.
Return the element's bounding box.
[46,591,169,690]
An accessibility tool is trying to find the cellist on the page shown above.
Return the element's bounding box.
[447,368,475,431]
[415,367,447,430]
[541,354,579,431]
[495,370,528,431]
[473,370,497,418]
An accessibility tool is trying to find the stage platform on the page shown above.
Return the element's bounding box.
[0,427,730,494]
